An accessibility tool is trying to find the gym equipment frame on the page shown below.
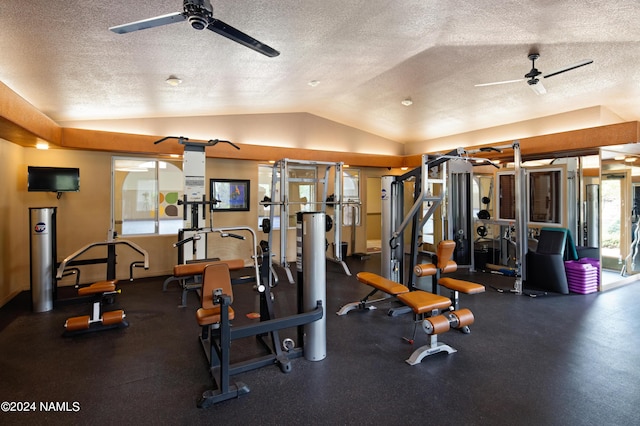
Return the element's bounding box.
[261,158,353,285]
[197,212,327,407]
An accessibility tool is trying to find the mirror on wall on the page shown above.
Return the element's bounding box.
[529,168,562,225]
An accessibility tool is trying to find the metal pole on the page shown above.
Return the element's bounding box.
[302,212,327,361]
[29,207,56,312]
[380,175,395,280]
[513,141,527,294]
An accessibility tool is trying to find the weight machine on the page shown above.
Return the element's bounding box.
[467,141,528,294]
[382,149,460,288]
[154,136,240,263]
[381,147,510,293]
[261,158,352,285]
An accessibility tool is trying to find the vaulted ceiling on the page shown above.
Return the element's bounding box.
[1,1,640,144]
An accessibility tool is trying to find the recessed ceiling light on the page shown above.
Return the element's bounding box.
[308,80,320,87]
[401,98,413,107]
[165,76,182,86]
[36,142,49,150]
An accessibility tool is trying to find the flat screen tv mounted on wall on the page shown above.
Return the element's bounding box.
[28,166,80,193]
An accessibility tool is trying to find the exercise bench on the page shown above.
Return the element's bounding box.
[350,271,478,365]
[162,258,245,307]
[336,271,410,315]
[63,280,128,336]
[414,240,485,333]
[397,290,475,365]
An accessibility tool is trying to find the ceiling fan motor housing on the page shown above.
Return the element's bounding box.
[185,0,213,30]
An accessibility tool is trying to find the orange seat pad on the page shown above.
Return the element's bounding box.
[356,272,409,295]
[439,277,485,294]
[173,259,245,277]
[77,280,117,296]
[397,291,452,314]
[196,306,235,326]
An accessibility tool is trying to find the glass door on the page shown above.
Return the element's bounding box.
[600,171,630,273]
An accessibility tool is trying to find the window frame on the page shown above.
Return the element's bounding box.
[112,156,184,236]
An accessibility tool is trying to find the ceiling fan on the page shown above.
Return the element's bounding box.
[109,0,280,57]
[475,53,593,95]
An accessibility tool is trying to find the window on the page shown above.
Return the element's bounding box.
[113,157,183,236]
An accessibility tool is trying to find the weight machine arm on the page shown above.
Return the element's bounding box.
[154,136,240,150]
[56,240,150,280]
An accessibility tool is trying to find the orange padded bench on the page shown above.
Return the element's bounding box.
[396,290,451,314]
[64,280,127,335]
[438,277,485,295]
[414,240,485,331]
[163,259,245,307]
[77,280,117,296]
[336,272,409,315]
[354,272,411,296]
[344,269,479,365]
[399,287,476,365]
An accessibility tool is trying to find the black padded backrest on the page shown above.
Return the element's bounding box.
[536,229,567,255]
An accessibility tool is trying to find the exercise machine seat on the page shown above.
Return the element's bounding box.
[526,229,569,294]
[196,263,235,326]
[397,291,452,314]
[438,277,485,295]
[77,280,117,296]
[355,272,410,296]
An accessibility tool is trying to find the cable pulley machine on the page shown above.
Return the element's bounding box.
[260,158,352,285]
[154,136,240,262]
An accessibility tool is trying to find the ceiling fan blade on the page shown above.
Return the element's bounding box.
[475,78,526,87]
[543,59,593,79]
[528,80,547,95]
[109,12,186,34]
[207,19,280,57]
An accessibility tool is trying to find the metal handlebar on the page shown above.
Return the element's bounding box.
[56,240,150,280]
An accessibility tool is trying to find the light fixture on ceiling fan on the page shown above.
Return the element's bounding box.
[475,52,593,95]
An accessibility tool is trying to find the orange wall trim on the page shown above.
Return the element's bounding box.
[0,82,62,146]
[61,127,404,168]
[1,80,639,165]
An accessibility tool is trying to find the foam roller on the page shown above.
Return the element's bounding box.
[414,263,437,277]
[65,315,90,331]
[422,314,450,335]
[102,310,125,326]
[449,308,474,329]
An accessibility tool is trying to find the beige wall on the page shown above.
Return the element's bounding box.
[1,146,391,307]
[0,138,27,306]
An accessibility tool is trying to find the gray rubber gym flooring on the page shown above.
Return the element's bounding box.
[1,254,639,425]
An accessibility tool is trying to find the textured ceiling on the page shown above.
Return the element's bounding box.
[1,0,640,143]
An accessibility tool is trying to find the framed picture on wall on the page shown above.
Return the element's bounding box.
[210,179,250,211]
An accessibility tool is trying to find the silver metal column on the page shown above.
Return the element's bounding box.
[513,141,527,294]
[302,212,327,361]
[380,175,396,280]
[448,159,473,266]
[29,207,56,312]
